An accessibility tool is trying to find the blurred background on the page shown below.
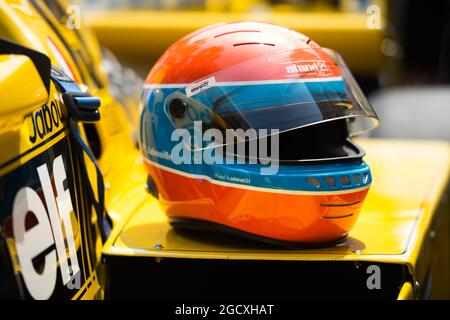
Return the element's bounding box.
[74,0,450,140]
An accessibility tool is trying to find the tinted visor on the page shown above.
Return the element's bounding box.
[158,48,379,149]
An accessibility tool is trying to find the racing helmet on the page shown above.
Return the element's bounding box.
[140,22,379,246]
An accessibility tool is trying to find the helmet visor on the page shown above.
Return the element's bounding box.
[149,48,379,149]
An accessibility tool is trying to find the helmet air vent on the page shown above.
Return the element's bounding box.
[325,176,336,187]
[340,175,351,186]
[306,178,322,189]
[233,42,275,47]
[362,173,369,184]
[214,30,261,38]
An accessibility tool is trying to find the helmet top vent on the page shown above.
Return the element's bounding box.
[214,30,261,38]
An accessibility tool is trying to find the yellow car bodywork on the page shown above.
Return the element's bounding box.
[102,139,450,299]
[0,51,103,299]
[0,0,135,299]
[0,0,140,223]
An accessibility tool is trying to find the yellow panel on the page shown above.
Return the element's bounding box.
[0,55,48,117]
[104,139,450,267]
[86,11,384,75]
[397,282,414,300]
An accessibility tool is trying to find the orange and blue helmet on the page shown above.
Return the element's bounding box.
[140,22,379,246]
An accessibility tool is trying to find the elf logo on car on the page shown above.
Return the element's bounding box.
[13,155,80,300]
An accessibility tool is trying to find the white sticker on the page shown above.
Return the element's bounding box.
[186,76,216,97]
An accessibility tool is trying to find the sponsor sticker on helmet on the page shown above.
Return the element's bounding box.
[283,59,331,77]
[186,76,216,97]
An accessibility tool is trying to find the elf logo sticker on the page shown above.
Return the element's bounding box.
[13,155,80,300]
[284,60,330,77]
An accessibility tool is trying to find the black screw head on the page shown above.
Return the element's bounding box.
[169,99,187,118]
